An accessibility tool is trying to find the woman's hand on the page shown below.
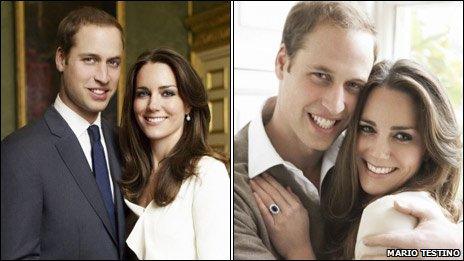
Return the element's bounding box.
[250,173,315,259]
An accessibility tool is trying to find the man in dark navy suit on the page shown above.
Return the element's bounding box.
[2,7,126,259]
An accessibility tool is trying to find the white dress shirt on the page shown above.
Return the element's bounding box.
[53,94,114,200]
[125,156,230,260]
[247,107,345,200]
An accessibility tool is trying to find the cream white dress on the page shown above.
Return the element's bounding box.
[124,156,230,260]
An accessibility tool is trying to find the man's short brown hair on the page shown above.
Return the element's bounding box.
[56,6,124,57]
[282,1,377,70]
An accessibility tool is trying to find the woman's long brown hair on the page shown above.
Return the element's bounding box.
[321,59,462,259]
[119,48,227,207]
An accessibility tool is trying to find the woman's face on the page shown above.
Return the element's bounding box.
[133,62,189,146]
[356,87,426,196]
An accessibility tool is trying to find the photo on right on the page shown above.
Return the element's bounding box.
[233,1,463,260]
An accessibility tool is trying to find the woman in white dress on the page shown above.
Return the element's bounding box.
[250,59,462,259]
[119,48,230,260]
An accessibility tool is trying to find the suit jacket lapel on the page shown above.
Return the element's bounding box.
[45,107,118,246]
[101,122,125,258]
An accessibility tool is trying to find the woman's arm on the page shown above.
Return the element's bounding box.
[250,173,315,260]
[355,193,418,259]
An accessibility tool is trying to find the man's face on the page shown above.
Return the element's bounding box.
[275,24,375,151]
[56,24,123,122]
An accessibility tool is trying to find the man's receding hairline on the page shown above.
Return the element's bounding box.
[74,23,123,36]
[298,22,375,48]
[286,22,376,70]
[71,24,123,48]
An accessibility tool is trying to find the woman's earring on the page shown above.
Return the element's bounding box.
[186,114,191,122]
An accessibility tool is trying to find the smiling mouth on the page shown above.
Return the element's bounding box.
[308,113,339,130]
[89,88,109,95]
[365,160,397,175]
[144,116,168,124]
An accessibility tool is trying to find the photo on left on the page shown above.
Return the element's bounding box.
[1,1,231,260]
